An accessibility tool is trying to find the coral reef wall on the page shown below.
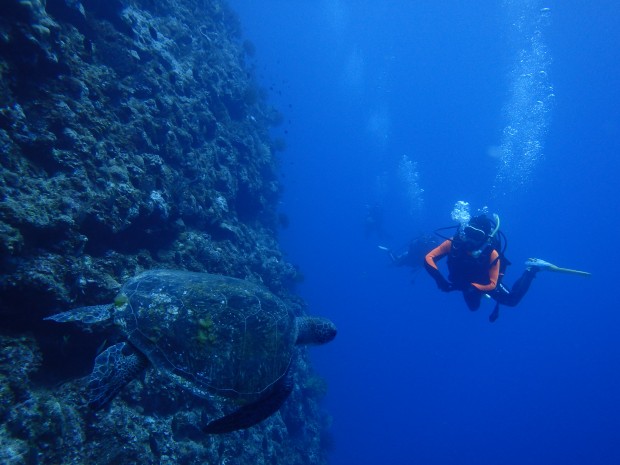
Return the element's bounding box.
[0,1,330,464]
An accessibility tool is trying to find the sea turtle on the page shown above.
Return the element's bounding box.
[45,269,337,434]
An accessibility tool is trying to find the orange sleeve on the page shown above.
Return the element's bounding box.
[425,240,452,270]
[471,250,500,292]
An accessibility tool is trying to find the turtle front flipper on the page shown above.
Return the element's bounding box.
[88,342,148,409]
[203,368,295,434]
[44,304,114,325]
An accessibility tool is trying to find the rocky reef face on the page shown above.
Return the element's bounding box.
[0,1,330,464]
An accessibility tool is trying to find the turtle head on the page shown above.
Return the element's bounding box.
[295,316,337,345]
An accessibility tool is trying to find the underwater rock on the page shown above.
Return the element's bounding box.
[0,0,291,315]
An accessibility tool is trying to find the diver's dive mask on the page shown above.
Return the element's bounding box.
[459,213,500,257]
[462,224,487,245]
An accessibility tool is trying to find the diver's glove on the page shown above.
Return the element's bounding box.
[425,262,453,292]
[437,278,454,292]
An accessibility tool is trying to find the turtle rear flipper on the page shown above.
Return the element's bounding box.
[203,369,294,434]
[88,342,148,409]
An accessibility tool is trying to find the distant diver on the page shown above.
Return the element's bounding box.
[364,203,389,240]
[423,213,590,322]
[380,234,439,269]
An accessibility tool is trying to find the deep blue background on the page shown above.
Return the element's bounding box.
[229,1,619,464]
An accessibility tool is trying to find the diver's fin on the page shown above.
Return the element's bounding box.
[548,266,591,277]
[525,258,591,277]
[378,245,398,264]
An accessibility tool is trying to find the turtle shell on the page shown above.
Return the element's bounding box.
[112,270,296,400]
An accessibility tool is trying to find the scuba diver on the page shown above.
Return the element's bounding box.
[424,213,551,322]
[364,203,389,240]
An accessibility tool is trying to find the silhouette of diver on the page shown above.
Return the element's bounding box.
[364,203,389,240]
[379,234,439,282]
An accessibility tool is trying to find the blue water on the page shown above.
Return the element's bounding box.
[230,1,620,464]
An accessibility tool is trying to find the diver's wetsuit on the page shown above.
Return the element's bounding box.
[425,239,536,311]
[490,269,536,307]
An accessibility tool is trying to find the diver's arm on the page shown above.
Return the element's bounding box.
[471,250,500,292]
[424,240,453,291]
[424,240,451,269]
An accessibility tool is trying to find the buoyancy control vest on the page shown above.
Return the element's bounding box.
[447,238,497,288]
[435,223,510,289]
